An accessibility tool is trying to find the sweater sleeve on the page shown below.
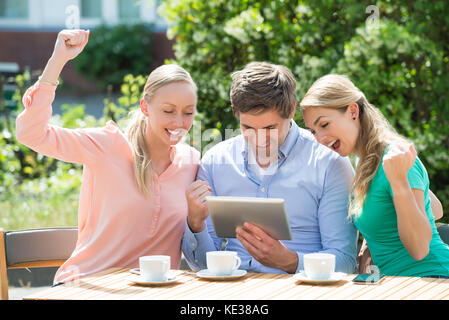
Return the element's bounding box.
[16,81,120,166]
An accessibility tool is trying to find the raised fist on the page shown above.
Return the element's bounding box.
[52,29,89,63]
[383,143,417,185]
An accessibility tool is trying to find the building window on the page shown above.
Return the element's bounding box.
[119,0,141,19]
[81,0,102,18]
[0,0,28,18]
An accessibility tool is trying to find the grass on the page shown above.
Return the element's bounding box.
[0,169,81,231]
[0,192,79,231]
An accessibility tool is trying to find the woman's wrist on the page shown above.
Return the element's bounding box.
[39,56,66,85]
[38,76,59,86]
[389,177,410,196]
[187,216,205,233]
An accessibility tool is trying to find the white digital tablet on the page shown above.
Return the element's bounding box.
[206,196,292,240]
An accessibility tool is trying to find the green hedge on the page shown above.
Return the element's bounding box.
[0,73,143,230]
[159,0,449,221]
[75,23,154,90]
[2,1,448,229]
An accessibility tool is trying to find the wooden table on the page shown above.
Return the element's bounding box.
[23,268,449,300]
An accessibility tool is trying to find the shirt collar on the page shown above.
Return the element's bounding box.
[279,119,299,158]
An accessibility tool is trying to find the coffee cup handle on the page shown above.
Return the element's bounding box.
[233,256,241,271]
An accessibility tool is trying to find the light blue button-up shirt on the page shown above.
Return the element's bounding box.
[182,120,357,274]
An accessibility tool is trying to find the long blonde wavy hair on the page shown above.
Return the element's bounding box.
[299,74,409,218]
[126,64,197,197]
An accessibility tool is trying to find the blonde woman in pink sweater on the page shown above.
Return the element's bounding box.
[15,29,208,284]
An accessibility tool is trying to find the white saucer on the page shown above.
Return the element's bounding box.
[293,271,347,285]
[129,274,178,286]
[196,269,247,280]
[129,268,140,275]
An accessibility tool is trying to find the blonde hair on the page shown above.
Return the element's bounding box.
[299,74,409,218]
[126,64,197,197]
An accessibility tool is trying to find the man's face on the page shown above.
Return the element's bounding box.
[239,108,293,166]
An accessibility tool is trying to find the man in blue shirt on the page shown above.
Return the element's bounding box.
[183,62,357,274]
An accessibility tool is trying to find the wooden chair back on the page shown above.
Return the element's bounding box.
[0,227,77,300]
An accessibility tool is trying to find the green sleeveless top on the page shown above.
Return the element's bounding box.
[353,152,449,277]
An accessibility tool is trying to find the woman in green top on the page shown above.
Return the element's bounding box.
[299,74,449,278]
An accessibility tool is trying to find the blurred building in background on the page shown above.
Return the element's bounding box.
[0,0,174,92]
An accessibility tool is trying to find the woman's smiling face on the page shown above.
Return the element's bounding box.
[141,81,197,146]
[302,104,360,157]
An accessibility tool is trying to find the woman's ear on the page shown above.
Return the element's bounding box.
[348,102,359,120]
[140,98,149,117]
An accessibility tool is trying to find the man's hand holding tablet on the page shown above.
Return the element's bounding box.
[187,193,299,274]
[236,222,299,274]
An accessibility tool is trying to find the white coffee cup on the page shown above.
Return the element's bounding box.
[303,253,335,280]
[206,251,241,276]
[139,255,170,282]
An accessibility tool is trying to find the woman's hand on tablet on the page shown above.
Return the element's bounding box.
[236,222,299,273]
[186,180,212,233]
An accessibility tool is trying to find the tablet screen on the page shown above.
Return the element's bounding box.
[206,196,292,240]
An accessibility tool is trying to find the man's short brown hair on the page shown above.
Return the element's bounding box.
[230,62,297,118]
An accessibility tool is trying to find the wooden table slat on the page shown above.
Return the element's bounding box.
[174,275,258,300]
[382,277,440,300]
[83,270,149,300]
[431,286,449,300]
[283,274,357,300]
[210,273,287,300]
[404,278,447,300]
[352,276,419,300]
[137,272,228,300]
[322,276,410,300]
[25,267,125,300]
[122,271,196,300]
[128,272,206,300]
[23,268,449,300]
[258,277,318,300]
[43,268,128,300]
[411,280,449,300]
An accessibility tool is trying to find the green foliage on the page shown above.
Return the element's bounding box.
[334,20,449,217]
[2,1,449,229]
[75,23,154,90]
[1,72,147,230]
[159,0,449,221]
[106,73,147,123]
[0,71,93,229]
[158,0,369,130]
[0,168,81,230]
